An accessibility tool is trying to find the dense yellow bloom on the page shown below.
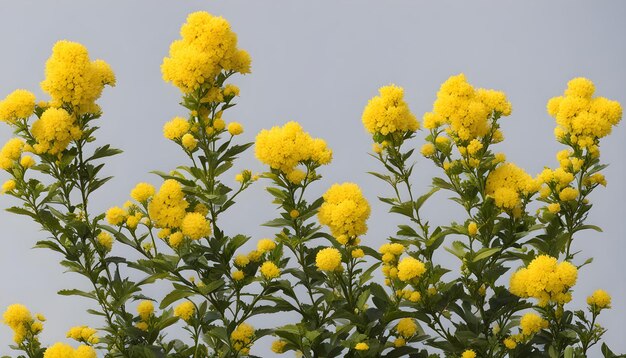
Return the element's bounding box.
[20,155,35,168]
[257,238,276,253]
[558,187,579,201]
[2,179,16,193]
[75,345,97,358]
[3,304,34,344]
[519,312,548,336]
[260,261,280,279]
[232,270,245,281]
[168,232,184,248]
[355,342,369,351]
[106,206,127,226]
[397,257,426,282]
[362,84,418,135]
[467,222,478,236]
[137,301,154,321]
[587,289,611,309]
[131,182,155,203]
[461,350,477,358]
[509,255,578,306]
[234,254,250,267]
[315,247,342,271]
[485,162,539,210]
[40,41,115,114]
[420,143,435,157]
[424,74,511,142]
[255,121,332,173]
[31,107,81,155]
[286,168,306,184]
[228,122,244,135]
[44,343,75,358]
[318,182,370,238]
[0,138,24,170]
[181,133,197,150]
[503,337,517,349]
[271,339,287,354]
[231,322,255,354]
[97,232,113,251]
[67,325,98,344]
[162,12,251,93]
[396,318,417,338]
[181,212,211,239]
[148,179,189,228]
[547,203,561,214]
[351,248,365,258]
[547,77,621,148]
[0,89,36,123]
[174,301,195,321]
[163,117,190,140]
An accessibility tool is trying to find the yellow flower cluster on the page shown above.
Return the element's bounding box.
[587,289,611,310]
[380,243,405,282]
[255,121,332,174]
[271,339,287,354]
[0,138,24,170]
[66,325,99,344]
[96,232,113,252]
[318,183,370,240]
[485,162,539,210]
[397,257,427,282]
[509,255,578,306]
[148,179,189,229]
[163,117,190,140]
[461,350,477,358]
[2,304,40,344]
[0,89,36,124]
[174,301,195,322]
[315,247,342,271]
[547,77,622,148]
[396,318,418,338]
[423,73,511,142]
[137,300,154,321]
[260,261,281,279]
[43,342,96,358]
[519,312,548,337]
[131,182,155,203]
[230,322,255,355]
[355,342,369,351]
[162,11,251,93]
[181,212,212,240]
[40,41,115,114]
[31,108,82,155]
[361,84,419,136]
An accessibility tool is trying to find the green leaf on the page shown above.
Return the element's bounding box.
[58,289,96,300]
[160,289,195,309]
[472,247,500,262]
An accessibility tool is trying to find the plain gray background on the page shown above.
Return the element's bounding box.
[0,1,624,356]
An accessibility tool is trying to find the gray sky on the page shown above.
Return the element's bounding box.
[0,1,624,356]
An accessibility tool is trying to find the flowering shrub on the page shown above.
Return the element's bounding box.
[0,11,623,358]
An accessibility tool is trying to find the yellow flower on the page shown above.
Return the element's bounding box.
[1,179,16,193]
[137,301,154,321]
[148,180,189,228]
[355,342,369,351]
[271,339,287,354]
[67,326,98,344]
[351,248,365,259]
[40,41,115,114]
[485,162,539,210]
[260,261,280,279]
[547,203,561,214]
[289,209,300,218]
[163,117,190,140]
[461,349,477,358]
[509,255,577,306]
[169,232,184,248]
[181,212,211,240]
[130,182,155,203]
[228,122,244,135]
[0,89,36,123]
[106,206,127,226]
[232,270,245,281]
[174,301,195,321]
[234,254,250,267]
[547,77,621,147]
[223,84,240,97]
[558,187,579,201]
[20,155,35,168]
[318,183,370,238]
[362,84,419,135]
[230,323,255,354]
[467,222,478,236]
[286,168,307,184]
[255,121,332,173]
[503,337,517,349]
[397,257,426,282]
[3,304,34,343]
[420,143,435,157]
[97,232,113,251]
[31,108,81,155]
[587,289,611,309]
[43,342,75,358]
[519,312,548,336]
[257,238,276,253]
[135,321,149,331]
[181,133,197,150]
[396,318,417,338]
[162,12,251,93]
[315,247,342,271]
